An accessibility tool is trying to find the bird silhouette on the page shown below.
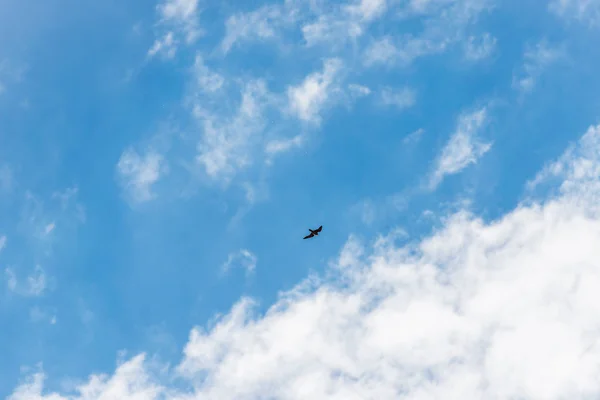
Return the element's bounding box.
[303,225,322,239]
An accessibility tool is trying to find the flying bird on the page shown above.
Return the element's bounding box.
[303,225,322,239]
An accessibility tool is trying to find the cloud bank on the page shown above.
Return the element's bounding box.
[10,122,600,399]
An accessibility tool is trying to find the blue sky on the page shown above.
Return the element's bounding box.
[2,0,600,398]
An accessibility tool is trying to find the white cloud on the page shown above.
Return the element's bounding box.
[464,32,497,61]
[117,148,166,204]
[149,0,201,58]
[347,83,371,98]
[221,249,258,276]
[193,55,225,93]
[527,124,600,197]
[363,35,401,66]
[157,0,201,43]
[44,223,55,235]
[403,127,425,144]
[512,40,564,94]
[430,107,491,189]
[265,135,304,156]
[8,355,162,400]
[363,0,492,67]
[147,31,177,59]
[379,86,417,109]
[549,0,600,26]
[302,0,387,47]
[5,265,47,297]
[0,235,6,252]
[195,79,272,182]
[12,122,600,399]
[221,3,297,54]
[287,58,344,124]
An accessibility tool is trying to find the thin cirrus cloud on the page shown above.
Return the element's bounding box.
[464,32,497,61]
[9,123,600,399]
[221,249,258,276]
[379,86,417,110]
[512,39,564,94]
[148,0,202,59]
[128,0,497,199]
[549,0,600,26]
[116,148,167,204]
[363,0,493,67]
[301,0,387,48]
[429,107,491,190]
[220,3,295,54]
[5,265,47,297]
[286,58,344,124]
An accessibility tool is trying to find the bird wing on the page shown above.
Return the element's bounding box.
[315,225,322,232]
[303,233,314,239]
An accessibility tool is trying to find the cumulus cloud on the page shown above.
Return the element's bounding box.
[430,107,491,189]
[10,122,600,399]
[512,40,564,94]
[287,58,344,124]
[117,148,166,204]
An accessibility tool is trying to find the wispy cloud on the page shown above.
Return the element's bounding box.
[193,55,225,93]
[287,58,344,124]
[549,0,600,26]
[302,0,387,48]
[221,3,297,54]
[194,79,273,182]
[512,40,564,94]
[0,235,6,252]
[44,223,55,235]
[403,127,425,144]
[526,124,600,196]
[379,86,417,110]
[363,0,492,67]
[149,0,202,59]
[221,249,257,276]
[117,148,167,204]
[147,31,177,59]
[429,107,491,189]
[265,135,304,157]
[5,265,47,297]
[464,32,497,61]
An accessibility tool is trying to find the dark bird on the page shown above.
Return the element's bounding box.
[303,225,322,239]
